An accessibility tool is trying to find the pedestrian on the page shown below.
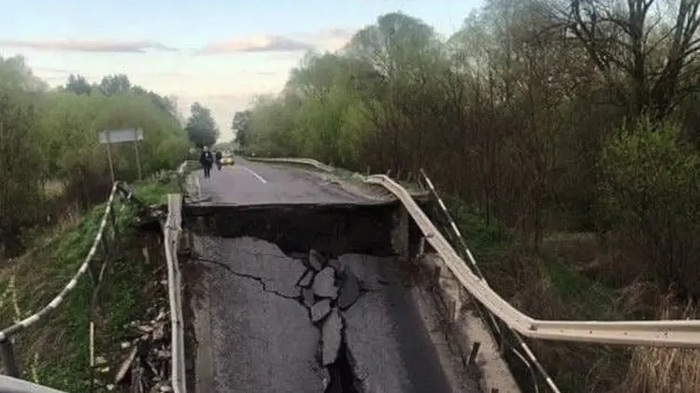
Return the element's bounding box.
[215,150,223,170]
[200,146,214,178]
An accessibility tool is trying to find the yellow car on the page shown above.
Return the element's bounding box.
[221,154,235,166]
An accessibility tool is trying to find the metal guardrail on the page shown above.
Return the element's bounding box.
[365,174,700,348]
[0,162,193,392]
[0,182,125,381]
[164,194,186,393]
[419,170,559,393]
[0,375,67,393]
[245,156,336,172]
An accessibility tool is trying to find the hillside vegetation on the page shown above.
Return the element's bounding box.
[0,58,191,257]
[239,1,700,392]
[0,56,200,390]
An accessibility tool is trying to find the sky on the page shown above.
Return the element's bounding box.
[0,0,483,141]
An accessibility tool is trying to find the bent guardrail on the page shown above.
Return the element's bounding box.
[419,170,559,393]
[0,182,126,379]
[366,174,700,348]
[245,156,335,172]
[0,375,66,393]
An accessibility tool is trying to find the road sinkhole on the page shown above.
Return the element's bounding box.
[184,202,468,392]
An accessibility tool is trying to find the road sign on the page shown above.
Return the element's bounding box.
[98,129,143,144]
[98,128,144,183]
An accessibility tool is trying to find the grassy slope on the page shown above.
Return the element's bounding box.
[0,178,180,391]
[444,196,630,392]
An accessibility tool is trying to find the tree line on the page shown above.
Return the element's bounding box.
[236,3,700,390]
[237,0,700,297]
[0,56,191,257]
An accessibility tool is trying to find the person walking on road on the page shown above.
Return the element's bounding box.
[200,146,214,179]
[215,150,223,171]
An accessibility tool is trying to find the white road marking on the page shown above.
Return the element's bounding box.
[196,176,202,197]
[242,166,268,184]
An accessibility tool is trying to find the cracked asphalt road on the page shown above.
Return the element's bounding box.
[187,160,479,393]
[193,236,326,393]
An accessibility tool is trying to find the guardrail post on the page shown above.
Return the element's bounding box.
[109,202,118,240]
[0,339,20,377]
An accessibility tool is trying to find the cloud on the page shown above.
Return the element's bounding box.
[0,39,177,53]
[309,28,356,51]
[198,35,314,54]
[197,27,357,55]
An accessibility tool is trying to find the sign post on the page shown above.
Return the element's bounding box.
[103,132,116,184]
[132,129,143,180]
[98,129,144,182]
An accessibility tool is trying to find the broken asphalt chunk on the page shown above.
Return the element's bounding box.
[311,299,332,323]
[302,288,315,308]
[328,258,343,272]
[321,308,343,366]
[337,269,360,310]
[297,269,314,288]
[312,267,338,299]
[308,249,326,271]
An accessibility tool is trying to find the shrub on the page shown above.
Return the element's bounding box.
[597,118,700,295]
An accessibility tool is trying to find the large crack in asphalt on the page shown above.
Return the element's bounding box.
[192,242,365,392]
[300,249,362,393]
[192,256,300,301]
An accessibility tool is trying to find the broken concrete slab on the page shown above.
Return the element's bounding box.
[309,249,326,271]
[321,308,343,366]
[297,269,314,288]
[312,267,338,299]
[337,269,360,310]
[302,288,315,308]
[311,299,332,323]
[328,258,343,272]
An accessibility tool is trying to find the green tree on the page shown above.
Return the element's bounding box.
[598,118,700,295]
[232,110,251,148]
[185,102,219,147]
[99,74,131,96]
[65,74,92,95]
[0,91,41,255]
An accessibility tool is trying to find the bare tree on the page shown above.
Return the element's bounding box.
[564,0,700,118]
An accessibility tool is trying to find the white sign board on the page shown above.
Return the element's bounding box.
[98,129,143,144]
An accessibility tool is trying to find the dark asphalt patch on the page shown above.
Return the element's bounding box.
[337,270,360,310]
[184,203,397,257]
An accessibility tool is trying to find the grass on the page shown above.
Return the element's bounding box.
[0,175,177,391]
[439,194,635,392]
[539,258,621,320]
[444,195,511,253]
[133,171,184,206]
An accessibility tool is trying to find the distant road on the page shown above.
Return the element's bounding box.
[195,156,371,205]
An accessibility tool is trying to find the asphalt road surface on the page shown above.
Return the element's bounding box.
[193,157,371,205]
[188,159,478,393]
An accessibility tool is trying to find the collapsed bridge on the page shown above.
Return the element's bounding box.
[179,157,500,393]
